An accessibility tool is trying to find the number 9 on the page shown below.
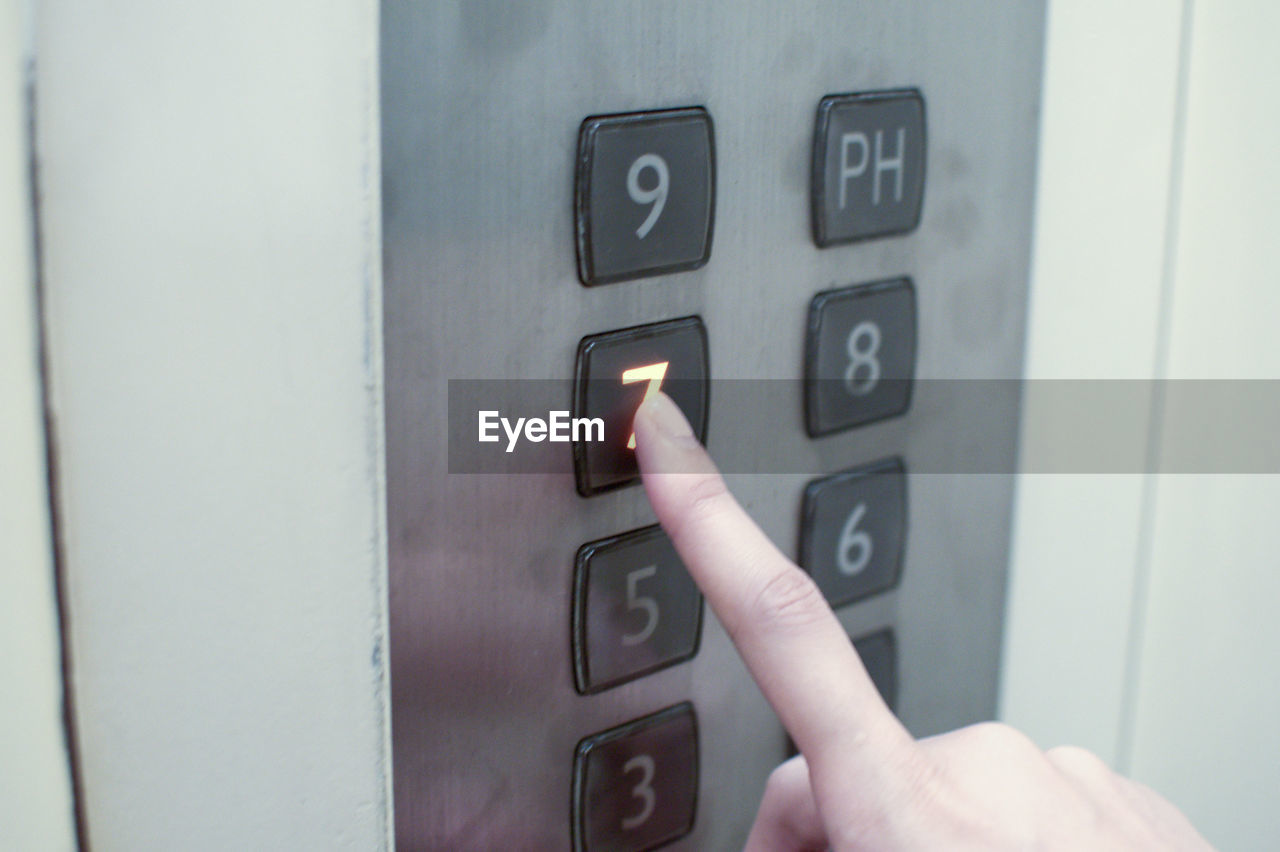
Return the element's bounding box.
[627,153,669,239]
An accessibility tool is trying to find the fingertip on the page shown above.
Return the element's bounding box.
[632,392,715,479]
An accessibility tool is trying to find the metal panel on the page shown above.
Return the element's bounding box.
[381,2,1044,848]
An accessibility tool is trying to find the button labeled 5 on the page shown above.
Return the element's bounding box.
[573,525,703,695]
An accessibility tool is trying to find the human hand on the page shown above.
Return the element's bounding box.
[632,392,1213,851]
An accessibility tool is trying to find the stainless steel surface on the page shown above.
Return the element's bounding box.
[381,2,1046,848]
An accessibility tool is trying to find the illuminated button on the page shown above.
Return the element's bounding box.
[799,458,907,608]
[572,703,698,852]
[853,628,899,712]
[804,278,916,437]
[575,107,715,285]
[572,525,702,695]
[573,317,708,497]
[811,89,926,247]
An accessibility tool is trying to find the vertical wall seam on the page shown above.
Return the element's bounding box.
[1115,0,1197,776]
[362,2,395,844]
[24,19,91,852]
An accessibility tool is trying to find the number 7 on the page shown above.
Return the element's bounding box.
[621,361,669,450]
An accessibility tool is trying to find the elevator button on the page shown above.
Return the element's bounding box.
[853,628,899,712]
[804,278,916,437]
[573,525,703,695]
[573,316,709,497]
[799,458,907,608]
[573,703,698,852]
[811,89,926,247]
[575,107,715,285]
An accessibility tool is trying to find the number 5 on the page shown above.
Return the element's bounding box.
[621,565,659,646]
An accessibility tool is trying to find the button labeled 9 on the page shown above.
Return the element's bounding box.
[575,107,715,286]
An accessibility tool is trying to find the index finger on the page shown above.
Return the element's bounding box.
[632,393,923,811]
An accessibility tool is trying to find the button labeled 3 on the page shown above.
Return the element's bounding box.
[572,703,698,852]
[573,525,703,695]
[804,278,916,436]
[800,458,907,608]
[811,89,926,246]
[576,107,715,285]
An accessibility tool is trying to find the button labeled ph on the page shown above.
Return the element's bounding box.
[812,89,926,247]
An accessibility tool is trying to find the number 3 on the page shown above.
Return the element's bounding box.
[621,754,656,830]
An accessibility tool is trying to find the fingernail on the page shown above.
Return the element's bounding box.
[640,392,695,441]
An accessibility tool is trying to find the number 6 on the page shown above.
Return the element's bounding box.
[837,502,873,576]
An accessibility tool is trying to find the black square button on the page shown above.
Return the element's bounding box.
[811,89,926,247]
[573,703,698,852]
[573,317,709,497]
[573,525,703,695]
[804,278,916,437]
[576,108,715,285]
[799,458,907,608]
[853,628,899,713]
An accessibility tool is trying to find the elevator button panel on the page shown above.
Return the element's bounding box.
[573,316,709,497]
[383,5,1044,847]
[573,525,703,695]
[576,108,715,286]
[812,90,926,247]
[805,278,917,437]
[573,703,699,852]
[800,458,907,608]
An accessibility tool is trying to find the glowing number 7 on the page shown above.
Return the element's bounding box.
[621,361,670,450]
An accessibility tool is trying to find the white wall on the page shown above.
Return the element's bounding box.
[1007,1,1280,848]
[1125,2,1280,846]
[33,0,391,848]
[0,0,77,847]
[1003,0,1187,766]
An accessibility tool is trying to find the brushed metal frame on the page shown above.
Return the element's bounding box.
[381,3,1046,848]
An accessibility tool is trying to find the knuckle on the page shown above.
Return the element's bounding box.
[762,762,796,798]
[1046,744,1111,776]
[661,472,731,551]
[748,568,828,633]
[682,472,731,524]
[945,721,1044,764]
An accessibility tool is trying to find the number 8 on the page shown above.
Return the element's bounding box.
[844,320,882,396]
